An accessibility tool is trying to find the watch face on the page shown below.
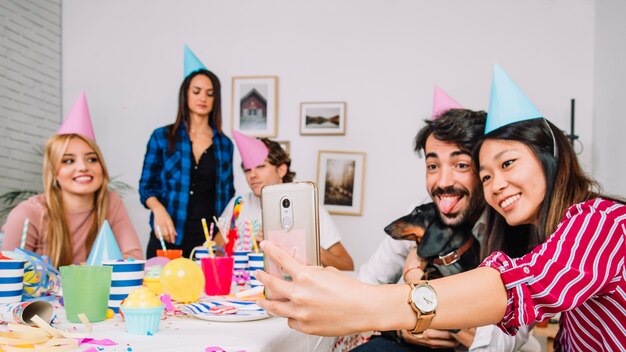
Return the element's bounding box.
[413,285,438,312]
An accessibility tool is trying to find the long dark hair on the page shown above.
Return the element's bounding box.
[473,118,607,259]
[168,69,223,153]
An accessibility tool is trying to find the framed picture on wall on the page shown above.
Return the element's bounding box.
[232,76,278,137]
[300,102,346,135]
[317,150,366,215]
[276,140,290,154]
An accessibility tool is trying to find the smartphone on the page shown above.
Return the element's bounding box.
[261,181,321,300]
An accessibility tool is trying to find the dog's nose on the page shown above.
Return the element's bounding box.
[383,224,393,235]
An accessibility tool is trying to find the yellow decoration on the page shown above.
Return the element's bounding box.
[143,277,163,295]
[106,309,115,319]
[159,258,205,303]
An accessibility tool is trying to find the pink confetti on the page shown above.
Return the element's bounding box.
[161,294,176,311]
[78,338,118,346]
[205,347,226,352]
[83,348,98,352]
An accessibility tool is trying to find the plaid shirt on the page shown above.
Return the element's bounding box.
[139,124,235,245]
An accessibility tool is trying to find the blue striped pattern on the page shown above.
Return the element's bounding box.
[0,261,25,270]
[0,277,24,284]
[111,279,143,287]
[0,290,23,297]
[0,260,24,303]
[102,261,145,314]
[109,263,145,272]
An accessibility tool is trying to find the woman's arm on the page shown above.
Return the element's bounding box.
[138,129,176,243]
[1,197,44,253]
[256,240,507,336]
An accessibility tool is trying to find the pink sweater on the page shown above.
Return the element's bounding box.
[1,191,143,264]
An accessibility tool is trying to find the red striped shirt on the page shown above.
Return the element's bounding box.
[481,198,626,351]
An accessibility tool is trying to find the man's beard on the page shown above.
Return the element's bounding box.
[432,185,484,227]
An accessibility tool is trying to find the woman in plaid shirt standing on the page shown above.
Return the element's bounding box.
[139,66,235,258]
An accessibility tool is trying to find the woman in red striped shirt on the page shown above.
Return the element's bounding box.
[473,117,625,351]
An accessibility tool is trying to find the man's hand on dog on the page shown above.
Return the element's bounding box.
[401,329,460,348]
[401,328,475,349]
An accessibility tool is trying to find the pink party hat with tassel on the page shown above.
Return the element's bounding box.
[57,91,96,140]
[432,86,463,119]
[232,130,269,169]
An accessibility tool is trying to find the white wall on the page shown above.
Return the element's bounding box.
[593,0,626,197]
[62,0,595,267]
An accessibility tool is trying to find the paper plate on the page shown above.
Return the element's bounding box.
[190,310,270,322]
[180,299,270,322]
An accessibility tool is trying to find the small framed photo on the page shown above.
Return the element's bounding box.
[232,76,278,137]
[300,102,346,135]
[276,140,290,154]
[317,150,366,216]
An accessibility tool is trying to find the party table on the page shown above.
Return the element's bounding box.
[48,300,336,352]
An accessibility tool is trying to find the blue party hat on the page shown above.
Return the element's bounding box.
[184,45,206,78]
[485,64,543,134]
[86,220,123,265]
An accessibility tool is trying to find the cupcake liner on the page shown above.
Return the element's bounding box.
[120,305,164,335]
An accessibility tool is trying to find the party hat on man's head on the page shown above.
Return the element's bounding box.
[86,220,123,266]
[57,91,96,140]
[232,130,269,169]
[432,86,463,119]
[485,64,543,134]
[184,45,206,78]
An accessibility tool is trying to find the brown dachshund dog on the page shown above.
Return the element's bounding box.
[384,202,480,279]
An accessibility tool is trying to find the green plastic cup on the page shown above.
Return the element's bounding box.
[60,265,112,323]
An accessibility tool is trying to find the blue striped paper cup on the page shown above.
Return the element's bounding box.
[102,260,145,313]
[0,260,25,303]
[192,247,210,264]
[247,253,264,288]
[233,251,249,272]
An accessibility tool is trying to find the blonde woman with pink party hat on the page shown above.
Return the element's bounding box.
[1,92,143,267]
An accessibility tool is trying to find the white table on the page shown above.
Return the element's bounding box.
[52,303,336,352]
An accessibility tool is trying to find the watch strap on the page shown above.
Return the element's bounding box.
[406,282,436,336]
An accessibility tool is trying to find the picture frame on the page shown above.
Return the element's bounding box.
[276,140,290,154]
[232,76,278,137]
[317,150,366,216]
[300,102,346,135]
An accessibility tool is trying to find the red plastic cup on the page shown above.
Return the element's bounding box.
[201,257,234,296]
[156,249,182,260]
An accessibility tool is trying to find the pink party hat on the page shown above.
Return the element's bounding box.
[232,130,269,169]
[432,86,463,119]
[57,91,96,140]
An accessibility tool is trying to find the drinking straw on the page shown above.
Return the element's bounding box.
[212,216,229,244]
[156,225,167,253]
[201,218,214,257]
[248,220,259,254]
[20,218,29,250]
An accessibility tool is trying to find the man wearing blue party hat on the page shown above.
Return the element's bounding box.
[139,46,235,259]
